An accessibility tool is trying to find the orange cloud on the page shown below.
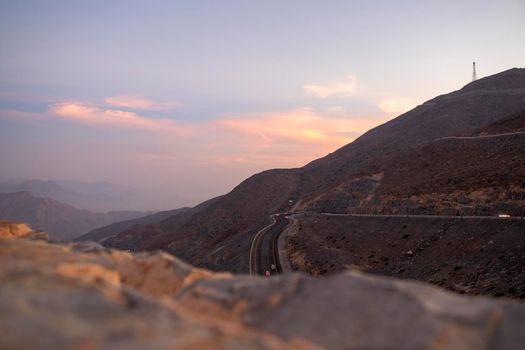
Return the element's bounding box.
[10,101,388,176]
[4,101,393,204]
[211,108,388,167]
[378,97,420,114]
[217,108,378,145]
[133,108,386,169]
[104,95,180,110]
[303,75,358,98]
[51,102,188,134]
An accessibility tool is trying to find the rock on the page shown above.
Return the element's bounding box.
[0,220,48,240]
[1,233,524,349]
[0,237,291,350]
[177,273,525,349]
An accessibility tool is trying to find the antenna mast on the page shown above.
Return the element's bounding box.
[472,61,477,82]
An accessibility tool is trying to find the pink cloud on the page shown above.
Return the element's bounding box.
[5,102,389,190]
[129,107,386,169]
[50,102,189,134]
[8,103,386,168]
[217,108,379,146]
[208,108,388,167]
[303,75,358,98]
[2,100,395,208]
[104,95,181,110]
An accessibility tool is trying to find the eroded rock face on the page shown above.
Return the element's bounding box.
[0,238,292,350]
[1,234,524,350]
[0,219,48,240]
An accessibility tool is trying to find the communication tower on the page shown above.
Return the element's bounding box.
[472,61,477,82]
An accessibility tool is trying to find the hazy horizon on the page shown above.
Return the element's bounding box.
[1,0,524,209]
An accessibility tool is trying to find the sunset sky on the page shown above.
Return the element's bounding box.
[1,1,524,209]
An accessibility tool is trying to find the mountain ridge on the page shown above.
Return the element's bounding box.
[102,68,525,273]
[0,191,151,241]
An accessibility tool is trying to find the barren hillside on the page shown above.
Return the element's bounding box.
[103,68,525,273]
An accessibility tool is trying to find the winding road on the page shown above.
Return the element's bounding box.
[249,213,290,275]
[247,131,525,276]
[248,211,523,275]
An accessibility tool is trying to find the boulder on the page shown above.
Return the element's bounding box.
[0,232,524,349]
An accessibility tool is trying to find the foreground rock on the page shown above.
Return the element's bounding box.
[1,234,524,349]
[0,219,48,240]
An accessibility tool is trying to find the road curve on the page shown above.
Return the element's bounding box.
[249,213,290,275]
[249,211,523,275]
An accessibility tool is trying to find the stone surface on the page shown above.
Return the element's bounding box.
[1,232,525,349]
[0,219,48,240]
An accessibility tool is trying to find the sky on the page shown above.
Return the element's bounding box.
[1,0,524,209]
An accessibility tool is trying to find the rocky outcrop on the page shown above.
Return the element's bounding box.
[1,231,525,349]
[0,219,48,240]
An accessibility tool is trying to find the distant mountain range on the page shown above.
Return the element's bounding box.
[75,207,190,243]
[76,196,220,246]
[0,179,132,212]
[0,191,151,241]
[0,179,184,212]
[71,68,525,273]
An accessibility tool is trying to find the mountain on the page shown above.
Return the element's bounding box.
[0,179,184,212]
[101,196,222,251]
[0,179,135,212]
[473,109,525,134]
[74,207,190,243]
[0,192,150,241]
[0,179,73,202]
[103,68,525,273]
[304,109,525,215]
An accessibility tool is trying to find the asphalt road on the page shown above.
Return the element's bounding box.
[249,214,289,275]
[248,211,523,275]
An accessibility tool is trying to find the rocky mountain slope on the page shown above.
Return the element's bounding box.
[286,214,525,298]
[316,113,525,215]
[2,225,525,350]
[75,207,189,243]
[104,172,298,270]
[468,109,525,135]
[0,192,149,241]
[102,68,525,273]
